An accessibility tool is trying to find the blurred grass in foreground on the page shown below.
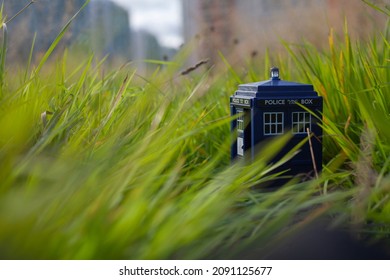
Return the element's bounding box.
[0,2,389,259]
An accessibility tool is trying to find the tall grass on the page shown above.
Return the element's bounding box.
[284,15,390,235]
[0,2,389,259]
[0,46,331,259]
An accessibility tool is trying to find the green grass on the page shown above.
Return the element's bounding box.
[283,18,390,230]
[0,3,389,259]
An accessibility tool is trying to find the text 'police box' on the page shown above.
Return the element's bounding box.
[230,68,323,181]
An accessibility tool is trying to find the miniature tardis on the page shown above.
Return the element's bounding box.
[230,67,322,179]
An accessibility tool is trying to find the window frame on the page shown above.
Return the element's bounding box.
[236,108,245,132]
[263,112,284,136]
[292,111,311,134]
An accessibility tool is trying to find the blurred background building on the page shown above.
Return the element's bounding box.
[1,0,388,69]
[182,0,388,66]
[2,0,176,67]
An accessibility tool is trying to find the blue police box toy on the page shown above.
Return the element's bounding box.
[230,67,322,181]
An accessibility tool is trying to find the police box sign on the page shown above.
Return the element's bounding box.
[231,97,251,107]
[257,98,321,107]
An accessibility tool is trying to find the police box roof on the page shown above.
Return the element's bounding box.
[234,68,318,98]
[235,79,318,98]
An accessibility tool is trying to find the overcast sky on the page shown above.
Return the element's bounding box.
[111,0,183,48]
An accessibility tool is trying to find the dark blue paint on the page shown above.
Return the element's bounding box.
[230,67,323,184]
